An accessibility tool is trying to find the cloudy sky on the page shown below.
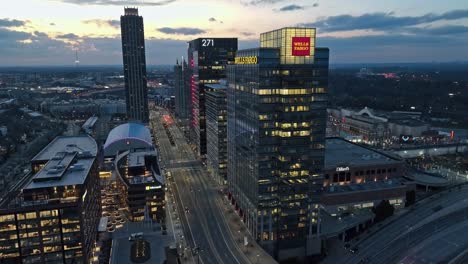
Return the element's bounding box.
[0,0,467,66]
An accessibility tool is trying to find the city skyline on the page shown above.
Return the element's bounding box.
[0,0,468,66]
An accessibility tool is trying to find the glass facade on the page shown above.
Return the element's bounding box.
[205,86,228,185]
[0,136,100,264]
[115,150,165,222]
[227,28,329,260]
[174,60,190,119]
[260,28,316,65]
[188,38,237,155]
[0,162,100,264]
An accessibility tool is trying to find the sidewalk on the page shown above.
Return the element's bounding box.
[219,196,277,264]
[164,166,196,264]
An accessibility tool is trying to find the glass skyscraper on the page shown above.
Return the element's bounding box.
[120,8,149,124]
[227,28,329,260]
[187,38,237,155]
[174,59,190,120]
[205,84,228,185]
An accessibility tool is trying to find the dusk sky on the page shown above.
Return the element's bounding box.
[1,0,467,66]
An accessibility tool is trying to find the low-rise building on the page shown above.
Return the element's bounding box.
[324,138,405,187]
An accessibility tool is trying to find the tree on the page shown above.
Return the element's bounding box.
[373,200,395,222]
[405,190,416,207]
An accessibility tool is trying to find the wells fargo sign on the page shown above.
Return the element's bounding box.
[292,37,310,56]
[235,56,258,64]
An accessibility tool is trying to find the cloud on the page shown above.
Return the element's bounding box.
[208,17,223,24]
[0,18,27,28]
[277,4,304,12]
[242,0,285,6]
[0,28,77,66]
[0,28,32,42]
[34,31,49,38]
[239,31,255,36]
[300,9,468,32]
[317,33,468,63]
[83,19,120,28]
[56,33,80,39]
[54,0,176,6]
[157,27,206,35]
[1,20,467,66]
[406,25,468,35]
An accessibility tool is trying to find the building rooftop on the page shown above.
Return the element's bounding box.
[389,118,428,127]
[347,114,386,124]
[324,178,406,194]
[82,116,98,129]
[325,138,402,169]
[26,156,95,189]
[321,210,375,238]
[205,83,227,90]
[126,150,164,186]
[128,150,155,168]
[32,135,98,162]
[103,123,152,152]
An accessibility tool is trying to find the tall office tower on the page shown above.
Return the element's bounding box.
[120,7,149,123]
[205,83,228,185]
[174,59,190,119]
[187,38,237,155]
[227,28,329,260]
[0,136,101,264]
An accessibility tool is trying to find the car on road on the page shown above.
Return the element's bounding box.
[349,246,359,253]
[185,206,190,213]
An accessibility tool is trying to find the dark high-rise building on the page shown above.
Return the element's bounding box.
[205,83,228,185]
[0,136,101,264]
[227,28,329,260]
[174,59,190,120]
[120,7,149,123]
[187,38,237,155]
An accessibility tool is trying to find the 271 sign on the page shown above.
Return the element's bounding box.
[292,37,310,56]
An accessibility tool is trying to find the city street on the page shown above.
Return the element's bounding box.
[397,219,468,264]
[150,108,276,264]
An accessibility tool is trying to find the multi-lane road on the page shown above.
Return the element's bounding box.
[150,108,275,264]
[326,186,468,264]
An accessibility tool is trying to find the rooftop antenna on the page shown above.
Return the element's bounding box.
[74,50,80,68]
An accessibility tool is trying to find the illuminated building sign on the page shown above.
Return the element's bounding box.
[235,56,258,65]
[336,166,350,172]
[146,185,162,191]
[292,37,311,56]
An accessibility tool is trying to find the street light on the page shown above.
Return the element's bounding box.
[192,247,203,264]
[405,225,412,248]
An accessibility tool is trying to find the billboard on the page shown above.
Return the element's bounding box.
[292,37,311,56]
